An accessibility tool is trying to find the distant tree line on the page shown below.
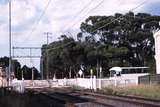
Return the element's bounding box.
[40,12,159,78]
[0,56,40,80]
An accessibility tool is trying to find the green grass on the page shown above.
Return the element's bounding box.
[102,85,160,99]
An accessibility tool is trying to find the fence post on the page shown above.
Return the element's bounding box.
[93,76,97,91]
[90,69,93,90]
[64,78,67,86]
[99,67,102,89]
[99,78,102,89]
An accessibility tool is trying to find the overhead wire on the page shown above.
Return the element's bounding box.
[21,0,52,43]
[23,0,94,43]
[65,0,105,32]
[89,0,148,34]
[63,0,95,31]
[62,0,105,39]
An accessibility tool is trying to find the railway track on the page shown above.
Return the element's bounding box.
[27,88,113,107]
[27,88,160,107]
[74,90,160,107]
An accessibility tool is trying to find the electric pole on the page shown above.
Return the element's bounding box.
[29,48,34,81]
[8,0,12,86]
[44,32,52,44]
[46,50,49,80]
[44,32,52,80]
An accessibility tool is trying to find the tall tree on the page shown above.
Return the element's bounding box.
[80,12,160,73]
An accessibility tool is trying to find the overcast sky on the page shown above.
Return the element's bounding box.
[0,0,160,69]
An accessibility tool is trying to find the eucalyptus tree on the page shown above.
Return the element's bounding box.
[80,12,160,73]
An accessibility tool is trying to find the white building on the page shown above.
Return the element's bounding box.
[154,30,160,74]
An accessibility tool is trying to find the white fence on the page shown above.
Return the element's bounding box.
[10,73,149,92]
[63,77,137,90]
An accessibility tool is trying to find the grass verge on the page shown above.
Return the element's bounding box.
[102,85,160,99]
